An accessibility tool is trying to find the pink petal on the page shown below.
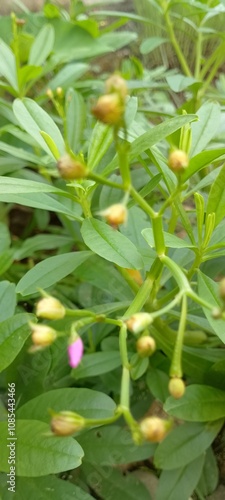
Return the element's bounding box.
[68,337,84,368]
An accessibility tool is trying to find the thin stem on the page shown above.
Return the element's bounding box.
[88,172,125,190]
[160,254,191,292]
[170,294,187,377]
[162,3,192,77]
[124,275,154,317]
[151,291,184,320]
[194,31,203,79]
[152,215,166,256]
[130,185,156,219]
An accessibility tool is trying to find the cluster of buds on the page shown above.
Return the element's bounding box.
[168,149,189,174]
[57,153,88,180]
[168,377,186,399]
[50,411,85,436]
[100,203,127,227]
[126,312,153,335]
[92,74,128,126]
[30,296,84,369]
[46,87,64,100]
[140,417,172,443]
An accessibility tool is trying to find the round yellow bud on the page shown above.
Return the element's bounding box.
[126,313,153,335]
[57,154,87,180]
[168,149,189,173]
[136,336,156,357]
[36,297,65,320]
[92,93,124,125]
[105,74,128,101]
[30,323,57,347]
[46,88,53,99]
[101,203,127,226]
[56,86,63,97]
[140,417,171,443]
[168,377,186,399]
[51,411,85,436]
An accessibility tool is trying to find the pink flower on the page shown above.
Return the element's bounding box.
[68,337,84,368]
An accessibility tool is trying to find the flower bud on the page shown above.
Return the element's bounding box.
[51,411,85,436]
[92,93,124,125]
[100,203,127,226]
[105,74,128,101]
[36,297,65,320]
[212,307,222,319]
[56,86,63,97]
[57,154,87,180]
[68,336,84,368]
[168,377,185,399]
[136,336,156,357]
[140,417,172,443]
[126,313,153,335]
[30,323,57,347]
[168,149,189,173]
[219,278,225,302]
[46,88,53,99]
[125,269,143,286]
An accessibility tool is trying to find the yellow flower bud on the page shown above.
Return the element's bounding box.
[57,154,87,180]
[92,93,124,125]
[126,313,153,335]
[168,149,189,173]
[140,417,172,443]
[51,411,85,436]
[30,323,57,347]
[56,86,63,97]
[36,297,65,320]
[136,336,156,357]
[100,203,127,226]
[168,377,186,399]
[46,88,53,99]
[125,269,143,286]
[105,74,128,101]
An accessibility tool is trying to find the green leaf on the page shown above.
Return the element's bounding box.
[166,74,197,92]
[0,281,16,321]
[0,475,95,500]
[130,354,149,380]
[0,192,81,219]
[206,163,225,226]
[146,368,170,403]
[103,114,196,176]
[77,426,156,465]
[154,420,223,470]
[17,388,116,421]
[0,176,67,195]
[0,141,42,163]
[140,36,168,54]
[72,351,121,379]
[197,271,225,342]
[29,24,55,66]
[0,39,18,91]
[0,420,83,476]
[190,101,221,157]
[40,131,60,160]
[142,228,195,249]
[13,98,65,157]
[164,385,225,421]
[81,218,143,269]
[15,234,74,260]
[48,63,88,90]
[83,463,150,500]
[197,447,219,497]
[183,148,225,182]
[66,88,86,152]
[0,222,10,251]
[0,313,33,372]
[16,251,92,296]
[88,122,113,171]
[156,455,205,500]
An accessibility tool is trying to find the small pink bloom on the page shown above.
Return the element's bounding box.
[68,337,83,368]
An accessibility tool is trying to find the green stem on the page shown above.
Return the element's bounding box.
[194,31,203,79]
[115,132,131,190]
[124,275,154,317]
[160,254,191,292]
[88,172,125,190]
[85,412,122,427]
[170,294,187,377]
[130,185,156,219]
[162,3,192,77]
[152,215,166,256]
[151,291,183,320]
